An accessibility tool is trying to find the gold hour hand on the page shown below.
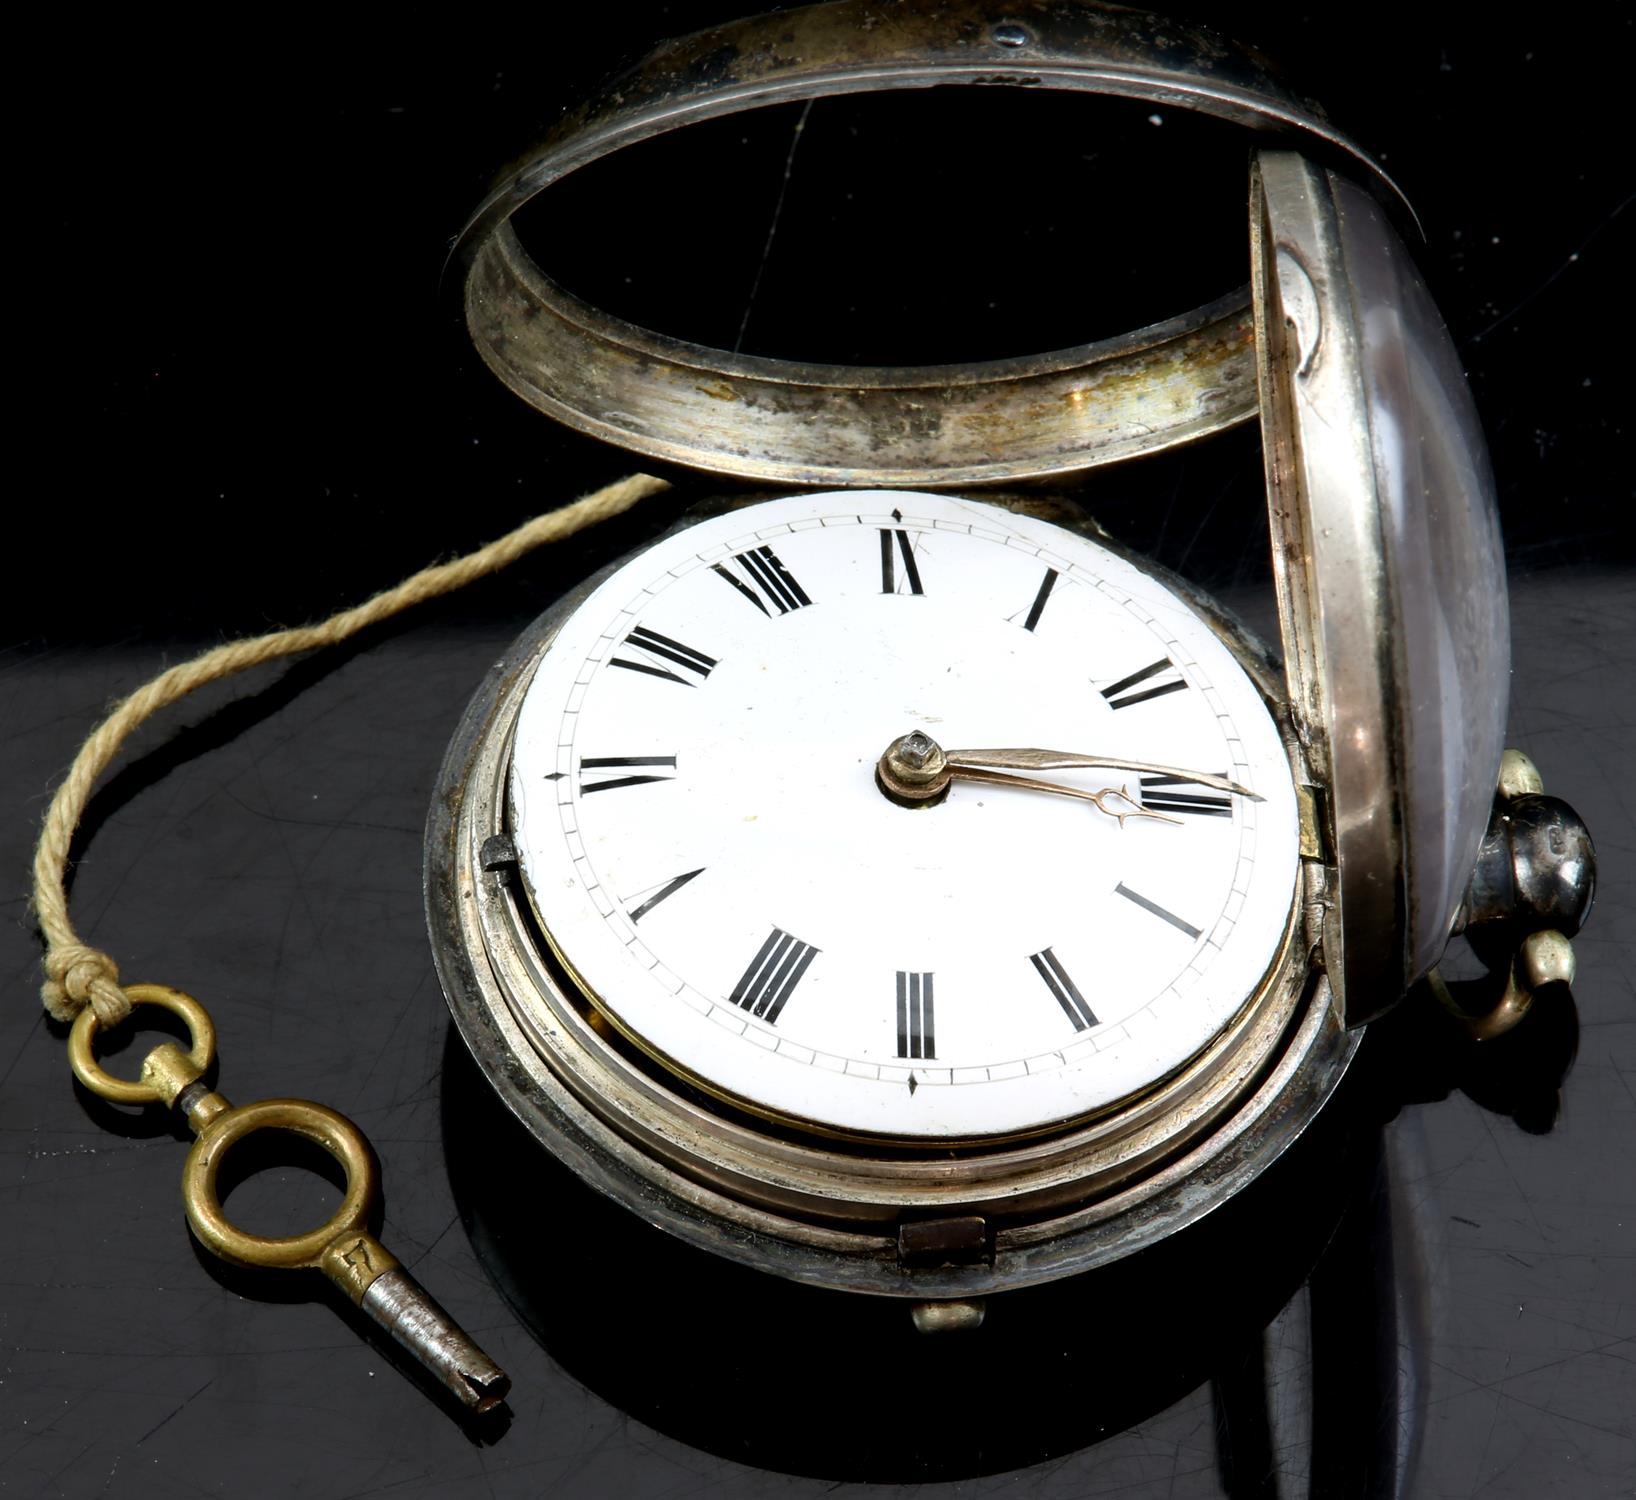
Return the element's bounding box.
[935,764,1182,825]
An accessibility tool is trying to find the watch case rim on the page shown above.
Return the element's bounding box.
[456,0,1412,490]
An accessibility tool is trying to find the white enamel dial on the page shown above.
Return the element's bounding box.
[508,491,1300,1140]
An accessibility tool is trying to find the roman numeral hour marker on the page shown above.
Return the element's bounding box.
[896,971,935,1059]
[1114,882,1203,940]
[580,755,677,794]
[1101,657,1188,710]
[626,868,705,923]
[879,528,925,595]
[713,546,812,616]
[1022,567,1059,632]
[729,928,820,1024]
[610,626,717,687]
[1139,773,1233,819]
[1029,947,1097,1031]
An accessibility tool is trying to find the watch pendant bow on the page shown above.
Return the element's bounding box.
[430,1,1595,1314]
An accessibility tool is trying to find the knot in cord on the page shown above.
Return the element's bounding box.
[42,944,130,1026]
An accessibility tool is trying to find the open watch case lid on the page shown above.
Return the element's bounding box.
[455,0,1411,488]
[1250,150,1510,1025]
[453,2,1511,1030]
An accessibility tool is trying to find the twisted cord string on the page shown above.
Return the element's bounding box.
[31,473,670,1027]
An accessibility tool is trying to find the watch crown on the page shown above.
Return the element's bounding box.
[1462,793,1596,942]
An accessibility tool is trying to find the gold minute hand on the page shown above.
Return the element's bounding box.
[875,732,1260,822]
[945,749,1261,801]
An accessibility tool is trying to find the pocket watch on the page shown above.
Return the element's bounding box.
[427,1,1594,1324]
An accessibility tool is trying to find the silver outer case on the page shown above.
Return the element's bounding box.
[425,502,1358,1296]
[1252,152,1510,1022]
[456,0,1410,489]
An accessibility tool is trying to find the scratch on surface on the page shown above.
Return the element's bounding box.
[77,782,176,953]
[357,968,432,1098]
[1,1010,43,1092]
[1426,1336,1635,1406]
[240,750,339,1020]
[26,1138,174,1159]
[1483,1380,1636,1446]
[406,1211,463,1270]
[732,99,815,355]
[216,779,417,836]
[133,1375,215,1447]
[1466,187,1633,344]
[1475,1107,1555,1251]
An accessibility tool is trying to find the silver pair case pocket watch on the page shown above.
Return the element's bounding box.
[426,2,1590,1322]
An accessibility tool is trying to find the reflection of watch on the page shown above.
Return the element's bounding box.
[428,2,1594,1323]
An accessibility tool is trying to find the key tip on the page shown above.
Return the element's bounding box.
[464,1371,512,1417]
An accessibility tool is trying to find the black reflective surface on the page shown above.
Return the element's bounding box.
[440,1002,1582,1487]
[7,7,1631,1497]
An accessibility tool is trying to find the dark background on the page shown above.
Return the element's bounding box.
[6,4,1631,1497]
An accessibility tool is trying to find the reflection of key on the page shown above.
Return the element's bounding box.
[67,984,510,1416]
